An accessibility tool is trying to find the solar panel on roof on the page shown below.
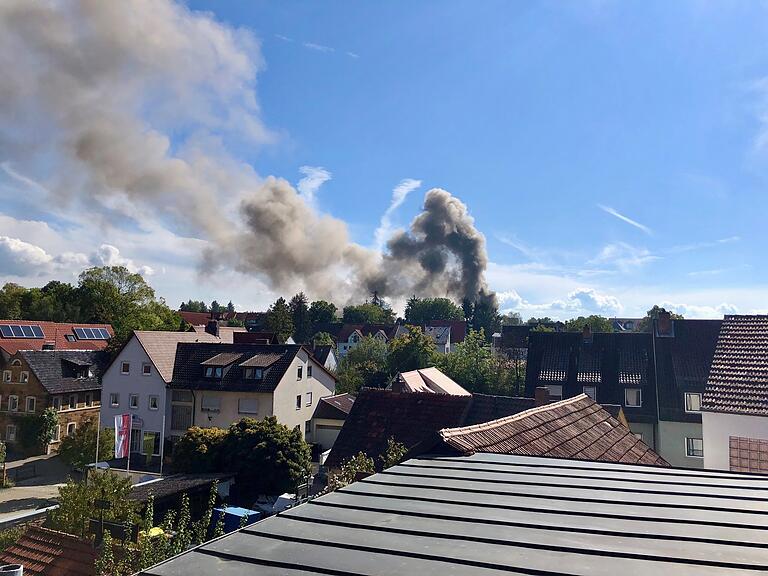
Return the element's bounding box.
[0,324,44,339]
[73,327,85,339]
[20,325,34,337]
[0,325,12,338]
[10,325,24,337]
[30,325,43,338]
[98,328,111,339]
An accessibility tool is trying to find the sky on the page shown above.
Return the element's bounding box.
[1,0,767,319]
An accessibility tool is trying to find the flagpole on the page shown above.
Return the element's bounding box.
[94,409,101,467]
[126,415,132,475]
[159,409,166,475]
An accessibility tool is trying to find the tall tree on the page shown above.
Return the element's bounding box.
[289,292,312,343]
[265,297,294,343]
[337,335,389,391]
[563,315,614,333]
[210,300,221,315]
[342,303,395,324]
[309,300,338,332]
[637,305,684,332]
[226,301,235,314]
[58,418,115,469]
[436,329,515,395]
[179,300,208,313]
[404,297,464,325]
[470,298,501,341]
[387,326,437,373]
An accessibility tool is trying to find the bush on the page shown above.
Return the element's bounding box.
[16,407,58,455]
[328,452,375,490]
[59,419,114,469]
[172,427,227,473]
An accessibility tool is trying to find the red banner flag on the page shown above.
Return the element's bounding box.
[114,414,131,459]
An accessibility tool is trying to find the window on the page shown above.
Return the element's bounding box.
[52,425,60,443]
[582,386,597,400]
[201,395,221,412]
[297,366,303,380]
[129,394,139,409]
[205,366,214,378]
[625,388,642,407]
[109,393,119,407]
[143,432,161,456]
[684,392,702,413]
[215,367,223,378]
[8,395,18,412]
[10,360,20,367]
[85,393,93,407]
[121,362,130,374]
[307,365,313,378]
[2,371,10,383]
[546,385,563,401]
[305,420,311,437]
[306,392,313,406]
[68,394,77,409]
[20,371,28,384]
[238,397,258,414]
[25,396,35,413]
[6,425,16,442]
[148,395,159,411]
[65,334,76,342]
[66,422,76,437]
[244,367,253,379]
[53,396,61,411]
[172,390,193,403]
[686,437,704,458]
[634,432,644,440]
[296,394,302,410]
[142,363,152,376]
[130,428,141,452]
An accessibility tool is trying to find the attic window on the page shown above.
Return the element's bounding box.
[244,368,263,380]
[204,366,223,378]
[65,335,76,342]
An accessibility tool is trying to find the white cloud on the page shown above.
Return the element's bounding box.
[0,236,58,276]
[567,288,623,315]
[90,244,155,276]
[590,242,660,272]
[598,204,652,235]
[296,166,332,206]
[668,236,740,254]
[274,34,293,42]
[346,51,360,59]
[659,301,738,319]
[303,42,334,53]
[374,178,422,250]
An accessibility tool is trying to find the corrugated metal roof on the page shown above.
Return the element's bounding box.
[140,453,768,575]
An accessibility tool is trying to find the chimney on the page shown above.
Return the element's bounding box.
[205,320,219,338]
[582,324,592,344]
[657,311,673,337]
[534,386,550,407]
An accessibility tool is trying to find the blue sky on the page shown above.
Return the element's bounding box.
[1,1,767,318]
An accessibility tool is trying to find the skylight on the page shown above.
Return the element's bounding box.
[73,327,111,340]
[0,324,44,339]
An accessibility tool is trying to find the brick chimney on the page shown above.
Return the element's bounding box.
[582,324,592,343]
[205,320,219,338]
[657,311,673,337]
[534,386,550,407]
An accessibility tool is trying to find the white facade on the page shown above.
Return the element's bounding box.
[100,336,169,453]
[702,411,768,471]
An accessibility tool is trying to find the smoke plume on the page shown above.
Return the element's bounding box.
[0,0,494,307]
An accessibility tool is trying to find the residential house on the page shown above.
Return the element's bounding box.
[0,526,96,576]
[168,343,336,442]
[0,320,112,361]
[100,329,229,457]
[335,324,394,357]
[137,451,768,576]
[702,315,768,472]
[426,319,467,351]
[310,393,355,452]
[424,325,451,354]
[440,394,668,466]
[0,350,102,452]
[524,316,720,467]
[393,366,470,395]
[311,345,338,372]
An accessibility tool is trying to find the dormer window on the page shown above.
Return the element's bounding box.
[205,366,223,378]
[351,334,359,343]
[244,368,264,380]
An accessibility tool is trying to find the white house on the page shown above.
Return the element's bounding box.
[424,326,451,354]
[702,315,768,472]
[100,329,228,457]
[167,343,337,443]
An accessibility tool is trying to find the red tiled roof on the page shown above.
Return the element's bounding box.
[0,320,112,355]
[703,315,768,416]
[178,310,213,326]
[439,394,669,467]
[0,526,96,576]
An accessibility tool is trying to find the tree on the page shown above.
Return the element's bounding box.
[404,297,464,325]
[15,408,58,455]
[380,437,407,470]
[337,335,389,391]
[335,365,365,395]
[501,311,523,326]
[58,418,115,469]
[210,300,221,315]
[436,329,516,395]
[222,417,311,497]
[289,292,312,343]
[470,297,501,341]
[226,300,235,314]
[172,427,227,473]
[311,332,336,347]
[328,452,375,491]
[309,300,337,332]
[265,297,294,343]
[50,471,138,537]
[179,300,208,313]
[563,315,614,333]
[637,305,684,332]
[527,316,554,325]
[387,326,436,373]
[342,303,395,324]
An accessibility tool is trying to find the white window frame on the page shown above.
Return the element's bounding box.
[686,437,704,458]
[10,360,20,367]
[634,432,644,440]
[129,394,139,409]
[624,388,642,408]
[67,422,77,437]
[296,394,302,410]
[582,386,597,400]
[121,362,130,374]
[109,393,119,407]
[68,394,77,410]
[8,395,18,412]
[148,395,159,411]
[85,393,93,407]
[52,396,61,411]
[306,392,313,407]
[25,396,35,413]
[19,371,29,384]
[297,366,303,380]
[238,397,258,415]
[684,392,702,413]
[142,363,152,376]
[6,424,16,442]
[52,425,61,443]
[2,371,10,383]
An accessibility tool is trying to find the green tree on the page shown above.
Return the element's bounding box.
[222,417,311,498]
[311,331,336,347]
[328,452,375,490]
[58,418,115,469]
[227,300,235,314]
[335,365,364,394]
[210,300,221,314]
[563,315,614,333]
[342,303,395,324]
[50,471,138,537]
[435,329,515,395]
[404,297,464,325]
[501,311,523,326]
[309,300,338,331]
[172,427,227,473]
[0,526,24,553]
[380,437,407,470]
[265,297,294,343]
[527,316,554,325]
[337,335,389,391]
[0,283,26,319]
[15,407,58,455]
[637,305,684,332]
[180,300,208,313]
[289,292,312,343]
[470,297,501,341]
[387,326,436,373]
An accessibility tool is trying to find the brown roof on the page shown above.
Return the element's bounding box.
[178,310,213,326]
[463,393,536,425]
[134,330,223,383]
[0,320,112,356]
[200,352,243,366]
[313,393,356,420]
[439,394,669,467]
[0,526,96,576]
[703,315,768,416]
[190,325,247,340]
[428,319,467,343]
[396,367,470,395]
[238,352,283,368]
